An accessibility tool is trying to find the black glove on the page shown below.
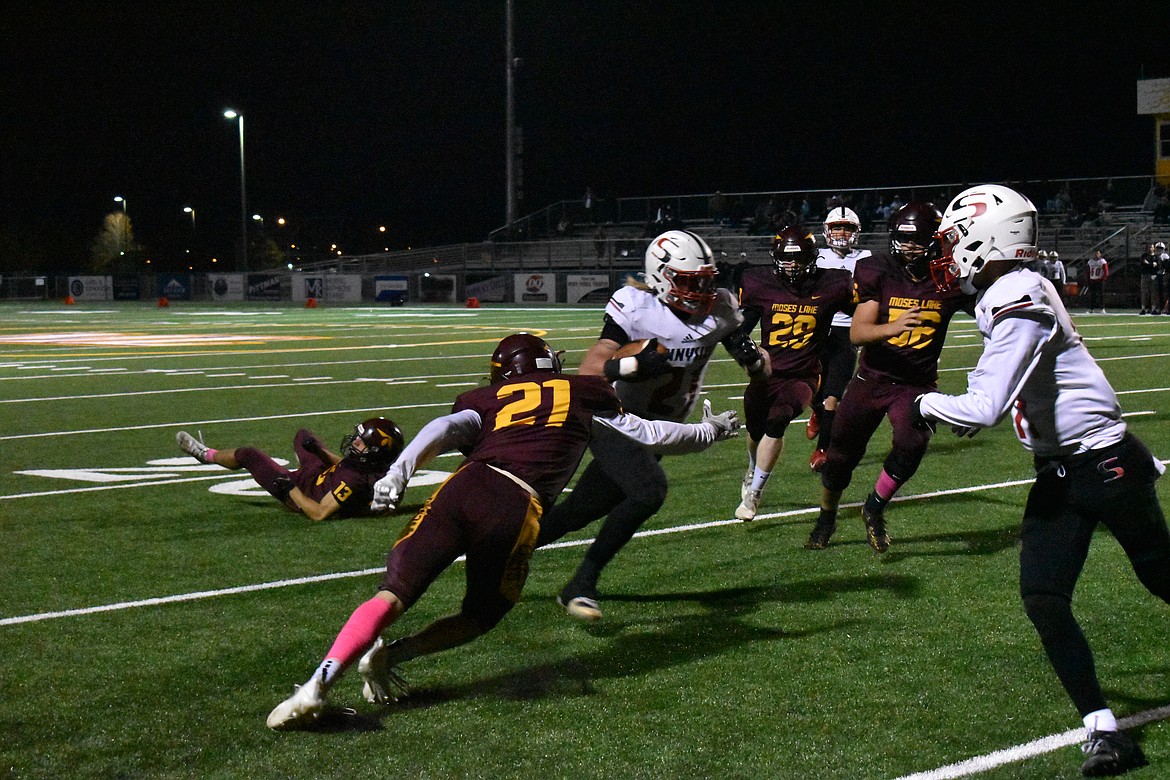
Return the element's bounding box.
[909,394,937,433]
[272,474,296,501]
[604,339,670,381]
[721,328,764,375]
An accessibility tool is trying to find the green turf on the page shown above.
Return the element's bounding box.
[1,301,1168,778]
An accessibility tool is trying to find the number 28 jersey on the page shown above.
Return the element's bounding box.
[854,253,975,387]
[738,265,855,379]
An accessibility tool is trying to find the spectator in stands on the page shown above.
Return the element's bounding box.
[583,186,597,223]
[593,224,608,260]
[1086,249,1109,314]
[709,190,729,226]
[1140,242,1161,314]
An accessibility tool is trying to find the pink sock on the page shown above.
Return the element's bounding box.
[205,448,218,461]
[874,469,901,501]
[323,597,394,669]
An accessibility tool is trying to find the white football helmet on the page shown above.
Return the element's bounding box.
[823,206,861,250]
[1037,249,1049,260]
[644,230,717,316]
[1050,251,1060,261]
[932,184,1037,294]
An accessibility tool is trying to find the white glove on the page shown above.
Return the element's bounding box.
[701,398,741,441]
[371,471,405,513]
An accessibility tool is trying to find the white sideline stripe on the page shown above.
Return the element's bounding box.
[1,476,1035,624]
[893,705,1170,780]
[0,401,452,442]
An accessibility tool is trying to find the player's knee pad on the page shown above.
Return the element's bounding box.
[462,596,513,633]
[764,415,792,440]
[882,449,923,484]
[1021,591,1075,642]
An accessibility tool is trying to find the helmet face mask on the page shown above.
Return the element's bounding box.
[931,185,1038,294]
[644,230,718,316]
[888,202,942,282]
[342,417,405,470]
[489,333,563,384]
[823,207,861,251]
[771,226,818,283]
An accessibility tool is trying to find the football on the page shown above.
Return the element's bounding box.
[615,339,668,358]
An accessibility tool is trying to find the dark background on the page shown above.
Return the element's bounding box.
[2,3,1167,270]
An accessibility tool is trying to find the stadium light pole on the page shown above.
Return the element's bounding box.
[114,196,127,212]
[504,0,516,236]
[183,206,195,229]
[223,109,249,271]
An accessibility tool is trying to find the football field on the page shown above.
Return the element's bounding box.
[2,301,1169,779]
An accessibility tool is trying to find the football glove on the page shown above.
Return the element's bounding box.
[909,394,937,434]
[371,471,406,513]
[722,328,765,376]
[603,339,670,381]
[950,424,980,439]
[701,398,741,441]
[272,474,296,501]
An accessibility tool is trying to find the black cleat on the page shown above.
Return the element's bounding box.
[805,516,837,550]
[862,506,890,553]
[1081,730,1147,777]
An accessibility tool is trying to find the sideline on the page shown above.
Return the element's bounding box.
[1,476,1033,625]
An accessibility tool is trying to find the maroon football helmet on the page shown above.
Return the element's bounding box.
[770,226,818,283]
[889,202,943,281]
[342,417,405,469]
[489,333,563,384]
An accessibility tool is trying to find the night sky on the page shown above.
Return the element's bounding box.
[3,3,1168,270]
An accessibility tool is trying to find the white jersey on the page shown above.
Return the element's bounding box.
[605,285,743,421]
[918,268,1125,458]
[816,247,870,328]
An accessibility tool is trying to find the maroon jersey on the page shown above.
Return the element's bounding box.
[738,266,855,379]
[853,253,975,387]
[451,373,622,506]
[296,458,380,517]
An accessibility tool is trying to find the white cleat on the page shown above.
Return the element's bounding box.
[358,637,411,704]
[557,594,602,622]
[176,431,212,464]
[266,675,326,731]
[736,489,762,522]
[740,469,753,502]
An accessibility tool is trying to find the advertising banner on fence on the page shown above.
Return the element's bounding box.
[465,275,508,303]
[246,273,282,301]
[159,274,193,301]
[374,275,409,304]
[67,276,113,301]
[566,273,611,304]
[514,273,556,303]
[112,275,142,300]
[292,274,362,303]
[209,274,245,301]
[419,274,457,303]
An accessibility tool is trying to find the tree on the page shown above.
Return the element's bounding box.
[90,212,143,273]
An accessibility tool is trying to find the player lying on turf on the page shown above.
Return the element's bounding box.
[176,417,404,522]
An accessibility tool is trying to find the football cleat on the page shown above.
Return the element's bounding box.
[805,410,819,440]
[557,594,602,622]
[736,489,762,522]
[740,468,754,502]
[1081,729,1147,777]
[809,448,827,472]
[266,675,326,731]
[176,430,212,464]
[805,516,837,550]
[863,506,891,553]
[358,637,411,705]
